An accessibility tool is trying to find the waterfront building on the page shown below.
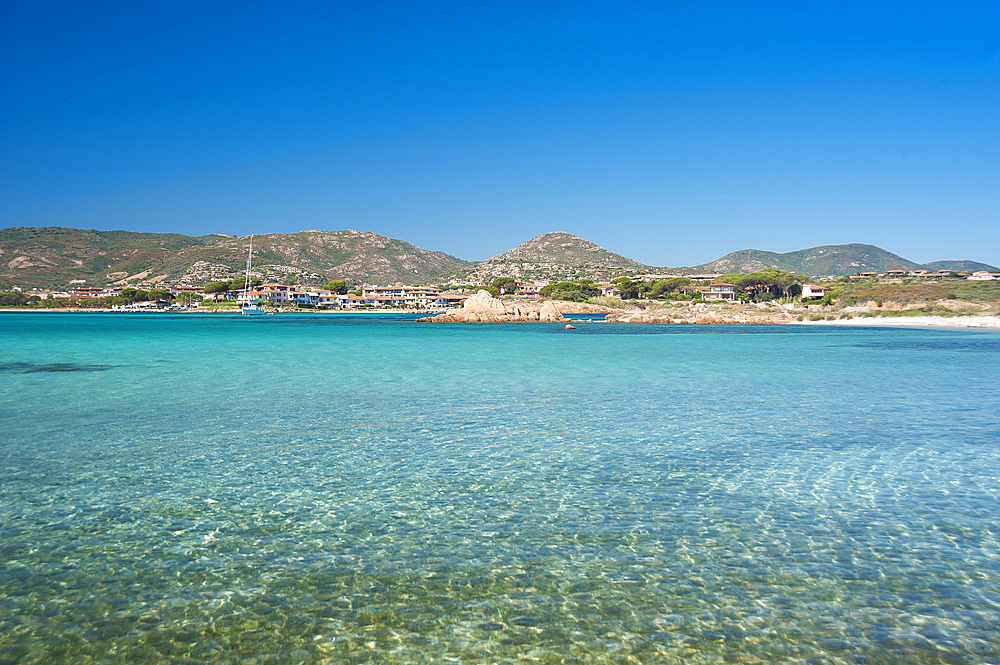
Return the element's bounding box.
[704,283,737,301]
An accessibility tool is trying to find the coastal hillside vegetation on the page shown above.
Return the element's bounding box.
[2,226,996,291]
[0,288,202,309]
[611,276,692,299]
[324,280,348,294]
[603,270,807,303]
[539,280,602,302]
[714,269,808,300]
[0,227,471,290]
[0,291,39,306]
[483,232,646,269]
[490,277,517,294]
[826,278,1000,306]
[690,244,998,276]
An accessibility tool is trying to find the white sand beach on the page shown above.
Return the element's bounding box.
[791,315,1000,329]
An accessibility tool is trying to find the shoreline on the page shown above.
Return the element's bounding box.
[0,307,435,314]
[788,315,1000,329]
[3,308,999,330]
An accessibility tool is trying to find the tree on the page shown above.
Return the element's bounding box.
[147,289,172,302]
[539,280,601,302]
[118,288,149,304]
[612,277,641,300]
[490,277,517,294]
[648,278,691,299]
[325,280,348,294]
[229,276,261,291]
[0,292,32,306]
[482,285,501,297]
[204,281,230,295]
[715,269,807,301]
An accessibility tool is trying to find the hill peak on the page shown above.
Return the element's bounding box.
[486,232,645,268]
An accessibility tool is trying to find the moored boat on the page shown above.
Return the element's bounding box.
[241,235,267,317]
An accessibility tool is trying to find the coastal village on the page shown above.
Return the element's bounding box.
[0,274,841,309]
[1,229,998,323]
[6,267,998,314]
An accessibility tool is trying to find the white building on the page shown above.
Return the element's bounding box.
[802,284,830,299]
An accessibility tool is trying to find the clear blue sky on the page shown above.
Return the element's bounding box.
[2,1,998,266]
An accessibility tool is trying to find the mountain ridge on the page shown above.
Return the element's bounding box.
[688,243,998,276]
[0,227,471,289]
[1,226,995,288]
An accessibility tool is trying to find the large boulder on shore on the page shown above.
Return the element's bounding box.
[463,289,508,314]
[538,301,564,322]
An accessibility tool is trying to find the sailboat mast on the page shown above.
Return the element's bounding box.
[244,234,254,304]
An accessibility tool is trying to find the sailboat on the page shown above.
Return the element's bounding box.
[241,234,266,316]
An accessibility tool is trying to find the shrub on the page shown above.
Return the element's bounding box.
[590,296,624,308]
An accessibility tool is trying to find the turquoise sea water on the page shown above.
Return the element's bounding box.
[1,312,999,664]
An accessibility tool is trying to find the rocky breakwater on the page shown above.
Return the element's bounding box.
[416,290,566,323]
[606,302,794,325]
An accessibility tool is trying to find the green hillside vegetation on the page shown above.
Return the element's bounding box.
[694,244,920,276]
[538,280,602,302]
[541,277,696,302]
[610,276,692,299]
[0,227,220,288]
[485,232,646,268]
[824,277,1000,306]
[693,245,998,277]
[0,287,195,309]
[714,269,809,300]
[4,226,996,290]
[921,260,1000,272]
[0,227,471,289]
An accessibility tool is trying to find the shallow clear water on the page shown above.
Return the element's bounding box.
[1,313,998,664]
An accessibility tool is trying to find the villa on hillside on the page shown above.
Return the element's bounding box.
[682,283,736,301]
[514,281,547,297]
[801,284,829,299]
[598,283,619,298]
[704,283,737,301]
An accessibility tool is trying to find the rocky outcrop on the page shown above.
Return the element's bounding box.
[538,301,564,322]
[416,290,567,323]
[465,289,507,314]
[418,296,795,325]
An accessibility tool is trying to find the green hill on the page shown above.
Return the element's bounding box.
[922,260,999,272]
[0,227,470,289]
[484,232,646,268]
[689,243,997,277]
[4,227,994,288]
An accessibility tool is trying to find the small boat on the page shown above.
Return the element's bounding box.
[241,235,267,317]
